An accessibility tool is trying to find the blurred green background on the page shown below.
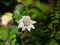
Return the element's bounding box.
[0,0,60,45]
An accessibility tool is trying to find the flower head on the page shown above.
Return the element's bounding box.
[18,16,36,31]
[1,12,13,25]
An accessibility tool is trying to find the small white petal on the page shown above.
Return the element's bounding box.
[30,24,35,29]
[22,27,26,31]
[18,25,20,28]
[18,22,24,28]
[27,26,31,31]
[19,19,23,23]
[31,20,36,24]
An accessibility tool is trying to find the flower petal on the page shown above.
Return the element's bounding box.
[19,19,23,23]
[18,22,24,28]
[31,20,36,24]
[30,24,35,29]
[27,26,31,31]
[22,27,26,31]
[1,15,9,25]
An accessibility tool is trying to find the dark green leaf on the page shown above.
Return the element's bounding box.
[55,32,60,40]
[35,1,51,13]
[46,39,59,45]
[9,25,20,35]
[14,5,24,23]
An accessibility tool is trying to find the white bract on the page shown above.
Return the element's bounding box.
[1,12,13,25]
[18,16,36,31]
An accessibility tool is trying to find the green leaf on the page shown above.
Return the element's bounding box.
[15,5,24,15]
[0,41,6,45]
[10,38,16,45]
[7,34,16,45]
[28,8,45,19]
[46,39,59,45]
[52,20,59,23]
[0,28,8,40]
[55,13,60,18]
[23,0,32,6]
[8,34,16,40]
[55,31,60,40]
[35,1,51,13]
[14,5,24,23]
[9,25,20,35]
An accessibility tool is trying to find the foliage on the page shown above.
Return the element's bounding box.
[0,0,60,45]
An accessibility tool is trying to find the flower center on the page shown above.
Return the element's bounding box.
[23,19,31,26]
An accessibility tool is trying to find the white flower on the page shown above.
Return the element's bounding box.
[1,12,13,25]
[18,16,36,31]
